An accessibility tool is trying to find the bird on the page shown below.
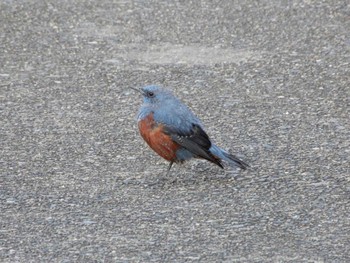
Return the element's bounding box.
[131,85,249,175]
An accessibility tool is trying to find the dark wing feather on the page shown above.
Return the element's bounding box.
[164,124,223,168]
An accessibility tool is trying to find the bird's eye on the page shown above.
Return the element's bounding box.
[148,91,154,97]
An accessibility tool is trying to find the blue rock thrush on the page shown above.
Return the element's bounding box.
[131,85,249,174]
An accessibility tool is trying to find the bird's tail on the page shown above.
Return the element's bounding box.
[210,144,249,170]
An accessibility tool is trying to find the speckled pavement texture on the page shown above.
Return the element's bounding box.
[1,1,349,262]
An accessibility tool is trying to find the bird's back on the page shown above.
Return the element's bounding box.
[152,96,202,133]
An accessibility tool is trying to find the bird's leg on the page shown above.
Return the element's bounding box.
[148,161,174,186]
[166,161,173,176]
[167,161,178,184]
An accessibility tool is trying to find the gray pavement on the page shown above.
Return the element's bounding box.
[1,0,350,262]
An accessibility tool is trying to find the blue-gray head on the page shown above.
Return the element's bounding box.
[131,85,175,105]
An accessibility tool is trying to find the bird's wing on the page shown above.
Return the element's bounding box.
[152,100,223,167]
[163,123,223,168]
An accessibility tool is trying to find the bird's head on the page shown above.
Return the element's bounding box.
[131,85,174,105]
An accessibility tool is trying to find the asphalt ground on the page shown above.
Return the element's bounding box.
[1,0,350,262]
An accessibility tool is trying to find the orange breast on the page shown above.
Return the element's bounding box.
[138,113,179,161]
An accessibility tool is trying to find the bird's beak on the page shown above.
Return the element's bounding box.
[129,87,144,95]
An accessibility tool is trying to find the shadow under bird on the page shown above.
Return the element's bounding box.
[131,85,249,174]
